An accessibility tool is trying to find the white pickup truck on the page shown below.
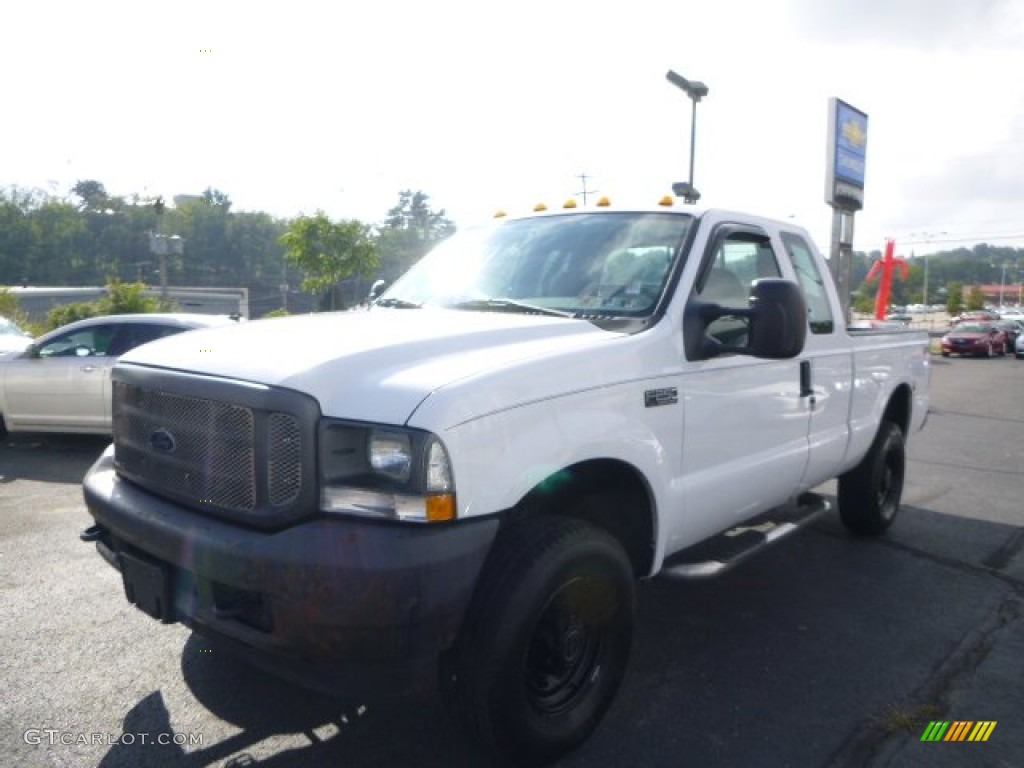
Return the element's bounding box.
[82,201,930,766]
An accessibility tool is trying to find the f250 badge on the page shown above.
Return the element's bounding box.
[644,388,678,407]
[149,428,177,454]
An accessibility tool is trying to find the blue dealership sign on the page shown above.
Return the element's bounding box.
[835,102,867,185]
[825,98,868,210]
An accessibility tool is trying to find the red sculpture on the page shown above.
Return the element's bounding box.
[866,239,909,320]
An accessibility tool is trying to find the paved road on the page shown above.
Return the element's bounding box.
[1,356,1021,768]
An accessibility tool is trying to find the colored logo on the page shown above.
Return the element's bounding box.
[842,119,867,149]
[149,428,177,454]
[920,721,997,742]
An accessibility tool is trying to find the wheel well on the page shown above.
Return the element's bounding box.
[512,459,655,577]
[884,384,912,435]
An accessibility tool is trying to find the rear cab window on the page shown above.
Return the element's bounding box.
[781,232,834,335]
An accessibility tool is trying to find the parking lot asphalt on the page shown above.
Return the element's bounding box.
[1,355,1022,768]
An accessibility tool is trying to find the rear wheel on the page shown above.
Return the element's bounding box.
[838,421,905,535]
[444,516,634,767]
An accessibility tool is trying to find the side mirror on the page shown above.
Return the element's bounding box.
[367,280,387,303]
[746,279,807,358]
[684,278,807,360]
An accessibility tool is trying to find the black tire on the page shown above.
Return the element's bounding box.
[444,516,634,767]
[838,421,905,535]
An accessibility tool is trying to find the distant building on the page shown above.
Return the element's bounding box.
[966,283,1023,308]
[4,286,249,322]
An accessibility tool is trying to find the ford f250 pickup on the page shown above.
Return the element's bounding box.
[81,201,930,766]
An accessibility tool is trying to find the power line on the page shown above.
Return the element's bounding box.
[898,233,1024,247]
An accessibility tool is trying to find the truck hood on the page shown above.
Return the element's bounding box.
[121,309,621,425]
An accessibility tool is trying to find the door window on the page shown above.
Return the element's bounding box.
[36,324,119,358]
[106,323,186,357]
[696,232,782,347]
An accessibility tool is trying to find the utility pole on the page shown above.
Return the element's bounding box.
[154,197,166,298]
[148,196,184,300]
[575,173,598,205]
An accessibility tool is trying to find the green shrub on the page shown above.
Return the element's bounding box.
[45,302,99,331]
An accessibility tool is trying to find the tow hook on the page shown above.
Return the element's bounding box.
[80,524,105,542]
[80,524,119,568]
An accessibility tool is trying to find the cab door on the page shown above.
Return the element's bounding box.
[668,225,812,548]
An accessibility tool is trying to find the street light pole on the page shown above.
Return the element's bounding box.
[908,231,946,308]
[665,70,708,204]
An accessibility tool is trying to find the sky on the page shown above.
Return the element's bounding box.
[4,0,1024,260]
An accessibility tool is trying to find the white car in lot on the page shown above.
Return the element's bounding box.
[0,316,33,356]
[1016,330,1024,359]
[0,313,239,434]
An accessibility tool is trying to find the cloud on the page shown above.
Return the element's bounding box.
[792,0,1023,50]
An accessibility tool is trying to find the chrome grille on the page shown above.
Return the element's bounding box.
[112,380,304,519]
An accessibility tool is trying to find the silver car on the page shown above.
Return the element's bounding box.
[0,313,237,434]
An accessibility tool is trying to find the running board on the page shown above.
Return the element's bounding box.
[659,492,830,580]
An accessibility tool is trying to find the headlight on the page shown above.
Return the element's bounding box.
[319,422,456,523]
[368,430,412,482]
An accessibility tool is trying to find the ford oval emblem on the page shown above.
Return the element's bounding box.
[149,428,177,454]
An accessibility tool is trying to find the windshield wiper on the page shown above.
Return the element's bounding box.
[448,298,576,318]
[373,297,422,309]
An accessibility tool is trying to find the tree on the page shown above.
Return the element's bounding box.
[966,285,986,311]
[45,301,99,331]
[72,180,119,213]
[200,187,232,211]
[279,212,378,310]
[383,190,456,240]
[946,282,964,317]
[39,278,171,332]
[95,278,171,314]
[376,190,455,282]
[0,189,35,285]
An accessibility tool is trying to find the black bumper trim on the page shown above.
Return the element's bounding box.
[82,447,498,694]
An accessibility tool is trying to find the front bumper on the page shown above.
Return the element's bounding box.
[82,446,498,695]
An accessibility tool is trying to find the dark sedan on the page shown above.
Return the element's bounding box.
[940,322,1011,358]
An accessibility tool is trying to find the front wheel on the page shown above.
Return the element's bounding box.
[838,421,906,535]
[444,516,634,767]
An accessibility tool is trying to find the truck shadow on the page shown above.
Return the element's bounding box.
[94,632,477,768]
[93,504,1023,768]
[0,433,109,484]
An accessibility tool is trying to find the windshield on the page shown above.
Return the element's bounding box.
[952,323,990,333]
[377,212,693,324]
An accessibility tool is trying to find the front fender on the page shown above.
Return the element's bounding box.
[436,378,678,540]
